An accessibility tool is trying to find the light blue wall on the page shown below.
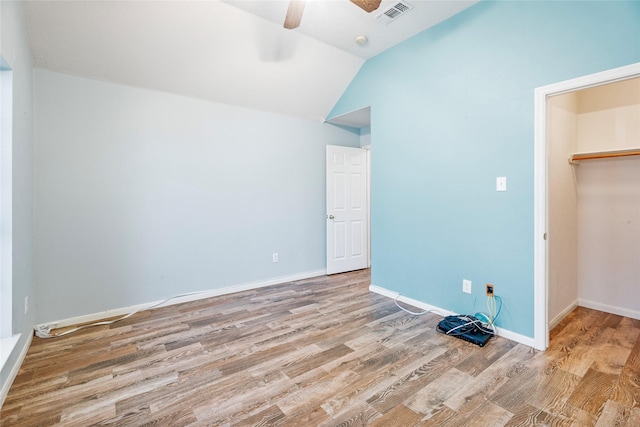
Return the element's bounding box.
[0,0,35,396]
[360,126,371,147]
[329,0,640,337]
[34,69,360,324]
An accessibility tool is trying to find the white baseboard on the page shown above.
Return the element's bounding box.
[369,284,535,348]
[35,269,327,331]
[578,298,640,320]
[549,299,579,330]
[493,326,535,348]
[1,333,32,409]
[369,284,456,317]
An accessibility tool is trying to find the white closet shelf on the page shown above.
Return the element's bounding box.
[569,147,640,164]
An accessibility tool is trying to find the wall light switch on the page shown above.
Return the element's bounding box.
[272,252,279,263]
[496,177,507,192]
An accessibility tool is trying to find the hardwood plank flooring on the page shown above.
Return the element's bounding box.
[2,269,639,426]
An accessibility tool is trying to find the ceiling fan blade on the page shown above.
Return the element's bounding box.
[284,0,306,29]
[349,0,382,13]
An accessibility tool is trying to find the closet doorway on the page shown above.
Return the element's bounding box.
[533,63,640,350]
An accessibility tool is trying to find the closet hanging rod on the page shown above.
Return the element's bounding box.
[569,148,640,164]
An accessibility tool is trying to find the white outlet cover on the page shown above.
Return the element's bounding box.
[496,177,507,191]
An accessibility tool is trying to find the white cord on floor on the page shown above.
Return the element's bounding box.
[394,292,499,338]
[393,293,447,317]
[34,290,209,338]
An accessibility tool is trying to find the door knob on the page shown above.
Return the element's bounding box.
[328,215,334,219]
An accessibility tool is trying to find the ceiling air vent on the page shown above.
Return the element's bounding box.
[374,1,414,25]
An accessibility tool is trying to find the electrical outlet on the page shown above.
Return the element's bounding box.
[272,252,279,263]
[486,284,494,296]
[24,296,29,314]
[496,177,507,191]
[463,279,472,294]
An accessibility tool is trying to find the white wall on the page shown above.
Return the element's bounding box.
[34,69,360,324]
[547,93,579,325]
[0,0,35,401]
[575,78,640,318]
[577,78,640,152]
[576,158,639,317]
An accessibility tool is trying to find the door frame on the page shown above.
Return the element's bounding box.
[533,62,640,351]
[364,144,371,268]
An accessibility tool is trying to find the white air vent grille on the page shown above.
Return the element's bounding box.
[393,2,410,13]
[384,8,401,19]
[374,1,414,24]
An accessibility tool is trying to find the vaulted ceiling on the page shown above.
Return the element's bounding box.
[24,1,477,122]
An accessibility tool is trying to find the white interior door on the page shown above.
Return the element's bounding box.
[326,145,368,275]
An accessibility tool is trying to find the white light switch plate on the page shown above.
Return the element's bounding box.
[463,280,472,294]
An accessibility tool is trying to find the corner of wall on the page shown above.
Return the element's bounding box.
[0,0,36,405]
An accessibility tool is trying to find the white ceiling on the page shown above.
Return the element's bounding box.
[226,0,477,59]
[24,1,477,123]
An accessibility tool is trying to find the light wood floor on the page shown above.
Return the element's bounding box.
[1,269,639,426]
